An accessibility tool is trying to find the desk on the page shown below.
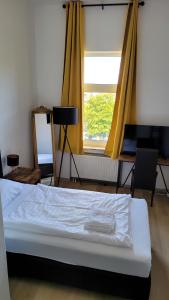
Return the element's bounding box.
[116,154,169,193]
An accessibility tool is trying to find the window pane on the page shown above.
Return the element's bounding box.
[84,93,116,149]
[84,57,121,84]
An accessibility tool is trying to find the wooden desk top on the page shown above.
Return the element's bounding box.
[118,154,169,166]
[5,167,41,184]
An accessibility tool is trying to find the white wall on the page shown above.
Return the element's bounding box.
[32,0,169,188]
[32,0,66,107]
[0,199,10,300]
[0,0,34,174]
[137,0,169,126]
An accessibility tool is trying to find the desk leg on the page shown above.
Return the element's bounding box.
[116,160,123,193]
[121,164,135,188]
[159,165,169,194]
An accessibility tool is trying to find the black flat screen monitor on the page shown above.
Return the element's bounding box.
[122,124,169,159]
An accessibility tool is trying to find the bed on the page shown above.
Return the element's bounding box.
[0,173,151,299]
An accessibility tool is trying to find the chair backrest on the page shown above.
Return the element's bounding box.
[133,148,158,190]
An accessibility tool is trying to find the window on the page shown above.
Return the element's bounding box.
[83,52,121,150]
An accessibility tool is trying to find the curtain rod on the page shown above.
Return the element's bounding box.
[63,1,145,9]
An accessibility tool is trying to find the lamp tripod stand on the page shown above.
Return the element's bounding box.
[58,125,81,186]
[53,106,81,186]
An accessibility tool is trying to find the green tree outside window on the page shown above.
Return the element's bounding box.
[84,93,115,139]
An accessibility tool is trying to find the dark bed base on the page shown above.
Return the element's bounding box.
[7,252,151,300]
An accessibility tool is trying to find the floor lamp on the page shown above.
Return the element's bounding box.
[53,106,81,186]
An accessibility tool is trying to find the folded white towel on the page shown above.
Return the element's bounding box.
[84,210,115,234]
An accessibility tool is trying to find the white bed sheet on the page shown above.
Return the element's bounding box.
[4,185,151,278]
[4,184,132,248]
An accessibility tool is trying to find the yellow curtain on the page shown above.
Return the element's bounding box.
[105,0,138,159]
[60,1,84,154]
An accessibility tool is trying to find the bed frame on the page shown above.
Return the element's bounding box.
[7,252,151,300]
[0,156,151,299]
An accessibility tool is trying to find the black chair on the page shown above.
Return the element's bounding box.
[131,148,158,207]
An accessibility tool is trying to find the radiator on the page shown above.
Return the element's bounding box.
[71,154,118,182]
[70,154,169,190]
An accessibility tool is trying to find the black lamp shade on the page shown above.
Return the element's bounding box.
[53,106,78,125]
[7,154,19,167]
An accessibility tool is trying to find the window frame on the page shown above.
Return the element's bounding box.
[83,51,121,152]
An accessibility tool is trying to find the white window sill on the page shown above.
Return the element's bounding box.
[83,147,107,156]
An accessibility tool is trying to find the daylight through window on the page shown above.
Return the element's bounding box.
[83,52,121,150]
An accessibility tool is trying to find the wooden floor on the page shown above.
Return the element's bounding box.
[9,180,169,300]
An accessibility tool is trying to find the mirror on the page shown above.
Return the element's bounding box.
[32,106,57,185]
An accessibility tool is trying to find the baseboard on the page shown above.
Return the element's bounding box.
[70,177,116,186]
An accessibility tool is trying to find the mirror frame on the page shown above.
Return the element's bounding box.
[32,105,57,185]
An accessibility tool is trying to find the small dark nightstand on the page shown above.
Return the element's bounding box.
[4,167,41,185]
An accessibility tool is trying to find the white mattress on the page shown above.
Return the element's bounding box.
[38,153,53,164]
[3,184,151,278]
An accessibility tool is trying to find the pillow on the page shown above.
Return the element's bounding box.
[0,179,24,211]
